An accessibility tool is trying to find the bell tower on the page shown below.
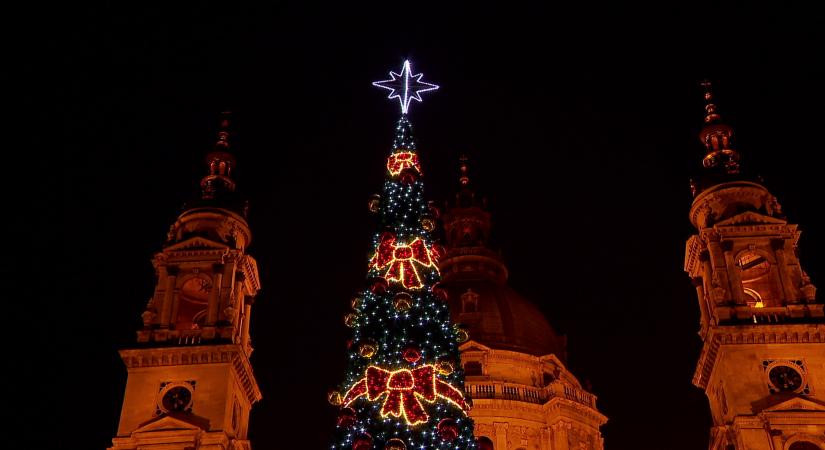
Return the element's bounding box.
[684,83,825,450]
[110,114,262,450]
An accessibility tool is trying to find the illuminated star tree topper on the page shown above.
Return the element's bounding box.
[373,60,439,114]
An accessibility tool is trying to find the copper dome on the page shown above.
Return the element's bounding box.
[439,158,566,359]
[442,275,566,359]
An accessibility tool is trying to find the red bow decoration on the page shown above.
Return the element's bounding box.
[387,152,421,176]
[371,234,438,289]
[342,365,469,425]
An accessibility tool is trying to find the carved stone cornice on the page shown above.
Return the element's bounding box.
[685,235,704,276]
[119,344,261,404]
[238,255,260,293]
[690,181,772,229]
[693,323,825,389]
[544,397,608,428]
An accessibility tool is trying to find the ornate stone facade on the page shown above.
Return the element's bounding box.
[440,159,607,450]
[110,116,262,450]
[684,85,825,450]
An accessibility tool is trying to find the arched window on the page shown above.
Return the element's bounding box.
[461,289,479,313]
[175,276,212,330]
[789,441,821,450]
[464,361,483,376]
[543,371,556,386]
[736,250,778,307]
[476,436,494,450]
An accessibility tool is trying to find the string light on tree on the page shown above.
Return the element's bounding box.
[329,60,476,450]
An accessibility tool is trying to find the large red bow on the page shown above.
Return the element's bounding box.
[386,152,421,176]
[342,365,469,425]
[371,235,437,289]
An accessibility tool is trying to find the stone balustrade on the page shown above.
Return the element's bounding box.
[465,380,597,408]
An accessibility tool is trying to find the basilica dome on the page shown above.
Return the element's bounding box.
[442,275,567,359]
[439,160,566,359]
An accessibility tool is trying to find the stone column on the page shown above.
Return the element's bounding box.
[540,428,553,450]
[494,422,508,450]
[551,421,570,450]
[206,264,224,326]
[772,239,796,303]
[693,277,710,331]
[232,272,246,326]
[241,298,253,354]
[769,430,783,450]
[159,266,179,327]
[721,241,744,304]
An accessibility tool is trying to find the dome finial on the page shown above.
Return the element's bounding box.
[201,111,237,199]
[698,81,740,174]
[459,154,470,186]
[215,111,231,150]
[701,80,722,124]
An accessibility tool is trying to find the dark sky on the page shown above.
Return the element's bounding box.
[24,2,825,450]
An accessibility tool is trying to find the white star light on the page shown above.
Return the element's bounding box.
[373,60,439,114]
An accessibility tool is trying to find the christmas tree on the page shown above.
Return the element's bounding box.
[328,61,476,450]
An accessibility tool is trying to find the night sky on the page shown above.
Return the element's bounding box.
[25,2,825,450]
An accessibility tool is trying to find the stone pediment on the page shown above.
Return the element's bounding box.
[133,414,209,434]
[763,396,825,413]
[459,341,491,353]
[714,211,786,227]
[164,236,229,252]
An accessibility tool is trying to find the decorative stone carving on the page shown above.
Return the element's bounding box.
[710,271,727,303]
[224,306,236,324]
[766,195,783,217]
[801,271,817,302]
[141,309,156,328]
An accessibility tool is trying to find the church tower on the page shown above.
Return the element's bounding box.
[439,158,607,450]
[109,114,262,450]
[684,83,825,450]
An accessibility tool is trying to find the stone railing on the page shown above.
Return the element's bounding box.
[466,382,550,405]
[175,330,203,345]
[466,381,597,408]
[554,382,596,408]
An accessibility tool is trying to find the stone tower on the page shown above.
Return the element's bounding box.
[684,83,825,450]
[109,114,262,450]
[439,158,607,450]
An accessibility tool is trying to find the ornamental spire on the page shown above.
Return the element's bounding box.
[699,81,740,174]
[201,112,237,199]
[459,155,470,186]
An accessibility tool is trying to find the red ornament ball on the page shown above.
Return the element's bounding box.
[420,215,435,232]
[399,168,418,185]
[427,201,441,219]
[368,194,381,213]
[369,277,389,294]
[431,284,448,302]
[384,438,407,450]
[344,313,358,328]
[336,407,357,428]
[393,293,412,312]
[402,345,422,363]
[455,327,469,343]
[353,433,373,450]
[359,340,377,358]
[436,360,455,375]
[438,418,459,441]
[327,390,342,406]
